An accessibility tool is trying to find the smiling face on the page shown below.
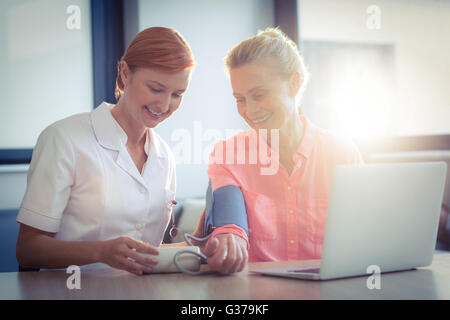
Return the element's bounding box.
[119,61,191,128]
[229,59,299,131]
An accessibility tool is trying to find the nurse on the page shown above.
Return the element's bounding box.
[16,27,195,275]
[203,28,364,273]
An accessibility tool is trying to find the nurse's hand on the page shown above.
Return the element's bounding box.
[99,236,159,276]
[202,233,248,274]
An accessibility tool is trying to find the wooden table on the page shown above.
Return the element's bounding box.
[1,253,450,300]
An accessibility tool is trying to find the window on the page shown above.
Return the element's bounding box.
[299,0,450,139]
[302,41,395,139]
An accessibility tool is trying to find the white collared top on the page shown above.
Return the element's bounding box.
[17,102,176,247]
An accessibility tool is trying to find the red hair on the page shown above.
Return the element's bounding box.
[115,27,195,99]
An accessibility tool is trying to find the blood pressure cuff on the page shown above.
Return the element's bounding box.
[204,180,249,237]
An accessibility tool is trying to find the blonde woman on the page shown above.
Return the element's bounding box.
[203,28,363,273]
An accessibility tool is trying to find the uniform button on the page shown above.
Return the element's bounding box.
[290,240,295,244]
[287,186,292,190]
[289,210,293,214]
[297,162,302,169]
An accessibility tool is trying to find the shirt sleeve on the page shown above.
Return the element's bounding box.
[207,141,241,190]
[206,142,249,249]
[16,125,75,233]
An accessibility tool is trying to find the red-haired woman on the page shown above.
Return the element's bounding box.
[16,27,197,275]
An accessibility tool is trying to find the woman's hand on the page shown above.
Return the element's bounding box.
[202,233,248,274]
[190,210,248,274]
[98,236,159,276]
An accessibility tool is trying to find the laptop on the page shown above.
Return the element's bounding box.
[250,162,447,280]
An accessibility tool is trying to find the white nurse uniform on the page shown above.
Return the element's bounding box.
[17,102,176,249]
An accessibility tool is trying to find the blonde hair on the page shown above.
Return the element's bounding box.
[225,27,309,102]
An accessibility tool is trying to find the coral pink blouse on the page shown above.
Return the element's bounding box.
[208,116,363,262]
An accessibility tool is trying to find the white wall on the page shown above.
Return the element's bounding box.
[298,0,450,136]
[0,0,93,149]
[129,0,275,199]
[0,0,93,210]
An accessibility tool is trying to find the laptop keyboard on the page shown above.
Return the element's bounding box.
[288,267,321,274]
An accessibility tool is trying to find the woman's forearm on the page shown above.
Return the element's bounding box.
[17,232,104,269]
